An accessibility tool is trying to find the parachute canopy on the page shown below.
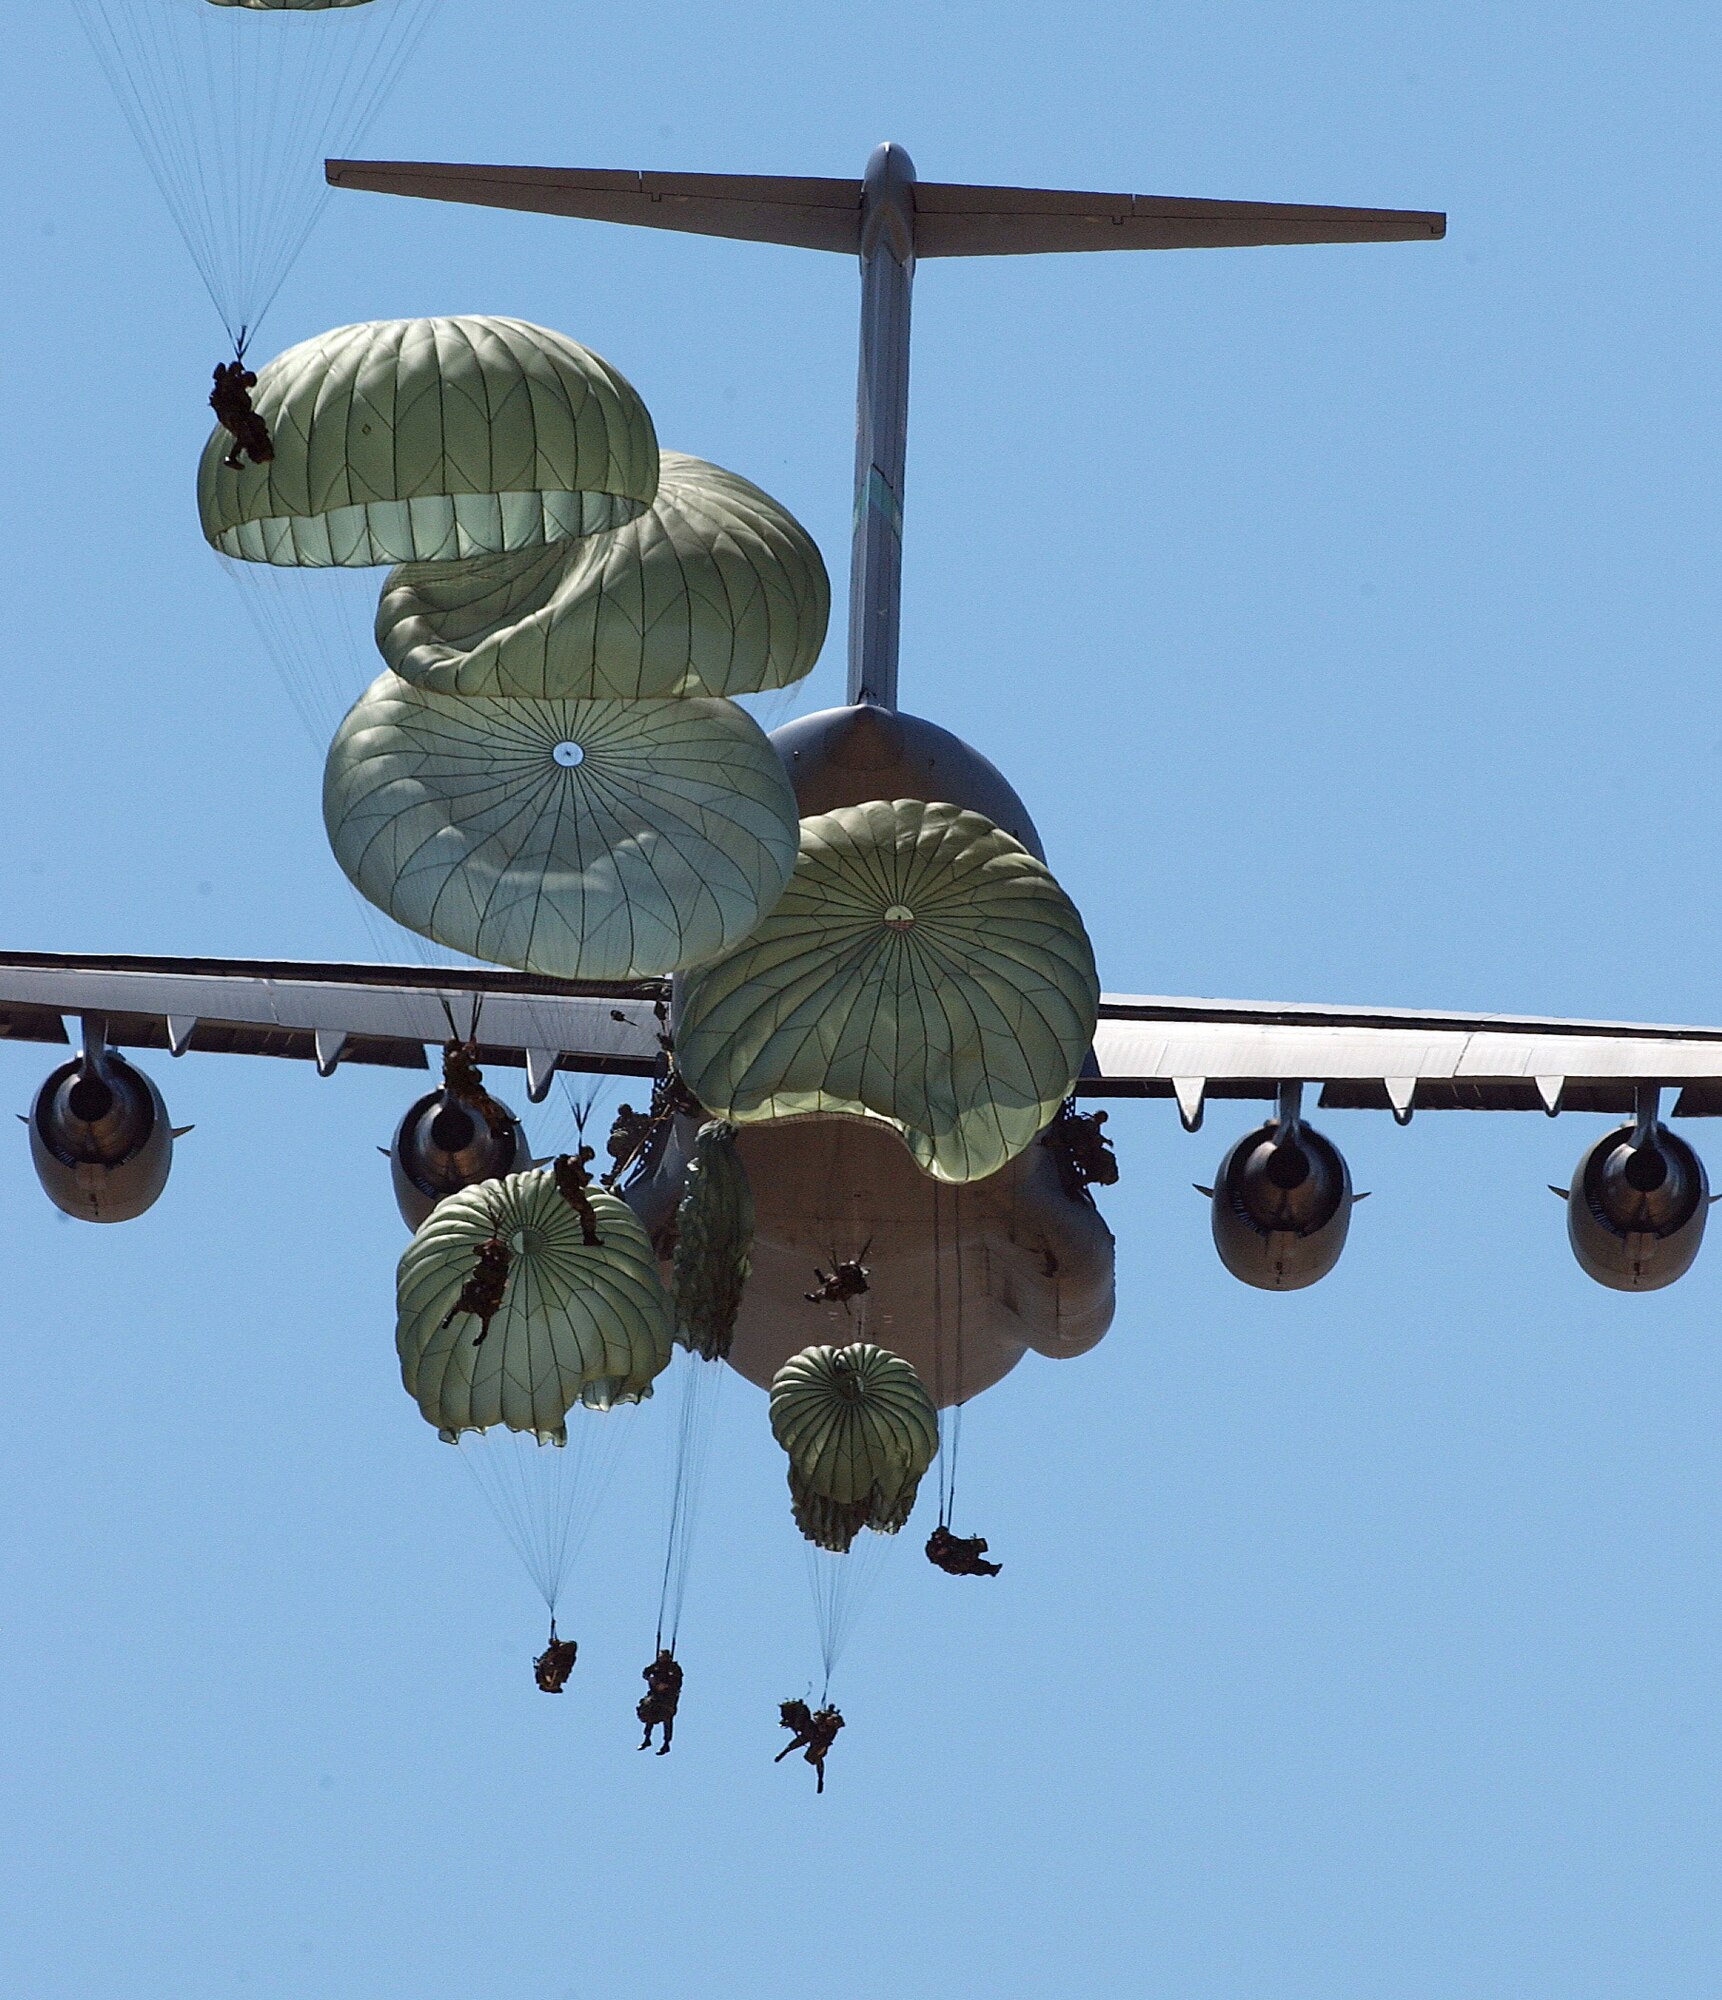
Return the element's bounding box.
[76,0,435,344]
[769,1343,939,1553]
[324,673,800,980]
[376,451,830,699]
[397,1171,672,1442]
[676,800,1101,1183]
[200,318,659,565]
[670,1121,755,1360]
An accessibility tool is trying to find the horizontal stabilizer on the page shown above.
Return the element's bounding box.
[913,183,1444,255]
[326,158,1445,256]
[326,161,865,252]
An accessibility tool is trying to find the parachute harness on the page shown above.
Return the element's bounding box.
[636,1649,684,1754]
[775,1698,846,1795]
[552,1147,604,1246]
[441,1037,514,1141]
[533,1624,578,1694]
[437,1208,512,1347]
[1041,1101,1120,1203]
[209,354,274,469]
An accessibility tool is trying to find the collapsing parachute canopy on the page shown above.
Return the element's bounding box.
[670,1122,755,1360]
[676,800,1101,1183]
[200,318,659,566]
[397,1170,673,1442]
[377,452,830,700]
[769,1344,939,1553]
[206,2,374,9]
[324,674,800,980]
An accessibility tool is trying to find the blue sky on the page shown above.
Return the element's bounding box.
[2,4,1720,1996]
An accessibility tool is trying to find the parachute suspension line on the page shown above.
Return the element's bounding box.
[455,1403,639,1624]
[216,555,379,750]
[802,1531,896,1705]
[932,1179,951,1527]
[652,1352,724,1655]
[935,1180,967,1528]
[75,0,441,345]
[217,556,483,972]
[736,682,804,741]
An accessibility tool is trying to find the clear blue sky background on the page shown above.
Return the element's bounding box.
[2,4,1719,1995]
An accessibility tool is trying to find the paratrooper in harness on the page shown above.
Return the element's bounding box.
[1040,1104,1119,1203]
[438,1225,512,1346]
[441,1038,515,1141]
[636,1649,684,1753]
[552,1147,604,1246]
[775,1698,845,1793]
[533,1625,578,1693]
[925,1523,1003,1577]
[805,1241,872,1311]
[209,359,274,470]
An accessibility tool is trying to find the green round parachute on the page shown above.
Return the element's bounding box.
[375,451,829,699]
[769,1343,939,1553]
[675,799,1101,1183]
[324,673,800,980]
[670,1121,755,1359]
[200,317,658,566]
[397,1171,672,1442]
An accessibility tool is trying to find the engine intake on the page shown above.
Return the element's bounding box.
[390,1087,528,1230]
[1208,1093,1354,1290]
[29,1050,176,1222]
[1562,1106,1708,1290]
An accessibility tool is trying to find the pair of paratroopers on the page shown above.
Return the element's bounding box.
[532,1632,684,1755]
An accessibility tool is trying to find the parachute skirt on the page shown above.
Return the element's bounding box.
[200,317,660,566]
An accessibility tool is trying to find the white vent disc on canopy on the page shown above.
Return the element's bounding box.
[675,799,1101,1184]
[324,672,800,980]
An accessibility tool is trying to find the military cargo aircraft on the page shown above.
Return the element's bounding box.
[8,145,1711,1373]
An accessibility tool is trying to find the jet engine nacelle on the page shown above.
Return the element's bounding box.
[389,1087,529,1230]
[1562,1120,1708,1291]
[29,1051,176,1223]
[1209,1116,1353,1290]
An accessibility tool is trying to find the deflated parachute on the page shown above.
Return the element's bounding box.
[769,1343,939,1553]
[324,673,800,980]
[670,1121,755,1359]
[397,1170,672,1441]
[200,317,659,565]
[207,2,374,9]
[376,452,829,699]
[676,799,1101,1183]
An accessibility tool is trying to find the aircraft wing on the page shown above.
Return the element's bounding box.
[1,952,1719,1126]
[0,951,667,1099]
[1084,994,1722,1127]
